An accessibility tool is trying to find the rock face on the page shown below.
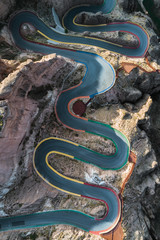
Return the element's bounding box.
[0,60,13,82]
[20,23,36,37]
[75,12,110,25]
[0,53,75,192]
[139,92,160,239]
[154,0,160,8]
[134,71,160,94]
[0,0,160,240]
[0,0,16,20]
[119,0,141,13]
[50,0,103,18]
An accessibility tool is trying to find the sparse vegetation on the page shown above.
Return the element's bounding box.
[64,28,68,34]
[0,115,3,131]
[25,31,48,44]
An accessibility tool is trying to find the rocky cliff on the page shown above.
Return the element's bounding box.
[0,0,16,20]
[0,0,160,240]
[0,0,103,22]
[153,0,160,8]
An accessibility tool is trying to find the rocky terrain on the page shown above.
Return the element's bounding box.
[0,0,160,240]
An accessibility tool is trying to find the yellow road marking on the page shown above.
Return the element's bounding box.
[33,137,84,197]
[34,10,149,204]
[37,30,55,41]
[34,137,79,150]
[49,151,74,159]
[38,25,122,49]
[62,4,90,29]
[37,29,122,59]
[38,19,150,60]
[45,151,84,184]
[33,158,81,196]
[73,15,107,27]
[83,35,122,48]
[61,9,150,55]
[37,29,117,81]
[33,153,82,197]
[33,138,83,196]
[72,16,150,49]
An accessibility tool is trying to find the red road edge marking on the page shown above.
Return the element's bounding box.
[19,23,76,52]
[54,81,87,132]
[84,182,121,235]
[84,182,118,193]
[107,21,149,57]
[9,10,76,53]
[119,30,140,49]
[68,96,90,121]
[81,195,109,221]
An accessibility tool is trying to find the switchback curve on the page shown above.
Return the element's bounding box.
[0,0,149,236]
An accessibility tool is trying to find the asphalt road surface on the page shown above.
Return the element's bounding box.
[0,0,149,235]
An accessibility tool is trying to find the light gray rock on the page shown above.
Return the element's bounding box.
[124,87,142,103]
[75,12,110,25]
[120,0,140,13]
[90,205,106,219]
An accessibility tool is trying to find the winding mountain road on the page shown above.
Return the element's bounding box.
[0,0,149,236]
